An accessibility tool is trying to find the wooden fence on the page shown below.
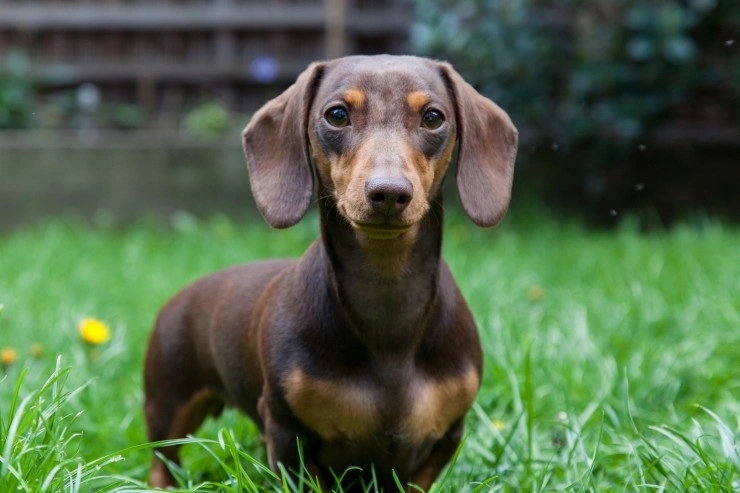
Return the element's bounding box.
[0,0,409,115]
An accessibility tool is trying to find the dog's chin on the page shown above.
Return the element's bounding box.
[339,203,423,241]
[347,215,418,240]
[354,223,413,240]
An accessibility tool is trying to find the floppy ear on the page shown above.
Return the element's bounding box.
[242,63,324,228]
[439,63,518,227]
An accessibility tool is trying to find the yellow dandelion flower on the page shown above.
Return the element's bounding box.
[1,347,17,367]
[79,317,111,345]
[528,285,545,301]
[492,419,506,431]
[30,343,45,358]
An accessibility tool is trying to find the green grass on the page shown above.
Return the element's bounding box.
[0,208,738,492]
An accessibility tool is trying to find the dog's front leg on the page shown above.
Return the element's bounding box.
[406,419,464,492]
[258,395,328,489]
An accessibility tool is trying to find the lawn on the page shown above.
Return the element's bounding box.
[0,208,738,492]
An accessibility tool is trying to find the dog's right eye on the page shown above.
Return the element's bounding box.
[421,109,444,130]
[325,107,350,127]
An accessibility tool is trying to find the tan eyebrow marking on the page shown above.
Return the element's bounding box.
[407,91,430,112]
[342,89,366,108]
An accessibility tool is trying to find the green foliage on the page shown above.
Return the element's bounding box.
[0,212,738,490]
[0,359,127,492]
[105,102,145,130]
[411,0,738,152]
[0,51,35,129]
[184,100,235,136]
[0,48,236,132]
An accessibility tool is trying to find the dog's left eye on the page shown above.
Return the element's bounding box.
[325,107,350,127]
[421,109,444,130]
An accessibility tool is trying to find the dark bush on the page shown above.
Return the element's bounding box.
[411,0,739,221]
[0,51,35,129]
[411,0,738,150]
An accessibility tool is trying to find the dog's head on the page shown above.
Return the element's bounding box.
[243,55,518,238]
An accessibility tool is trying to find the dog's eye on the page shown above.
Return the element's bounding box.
[421,109,444,130]
[325,107,350,127]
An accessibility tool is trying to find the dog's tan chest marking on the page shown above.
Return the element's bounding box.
[284,369,381,441]
[401,368,479,442]
[284,367,479,445]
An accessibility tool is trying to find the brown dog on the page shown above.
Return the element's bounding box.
[144,55,517,491]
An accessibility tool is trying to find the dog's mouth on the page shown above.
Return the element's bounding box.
[353,222,412,240]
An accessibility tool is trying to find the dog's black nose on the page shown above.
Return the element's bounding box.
[365,176,413,215]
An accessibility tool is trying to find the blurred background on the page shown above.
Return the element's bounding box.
[0,0,738,230]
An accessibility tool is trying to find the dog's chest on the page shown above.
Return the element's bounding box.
[283,366,479,445]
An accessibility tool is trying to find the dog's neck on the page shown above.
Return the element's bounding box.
[318,190,443,354]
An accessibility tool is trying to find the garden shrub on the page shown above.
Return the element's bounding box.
[0,50,34,129]
[411,0,738,153]
[411,0,739,220]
